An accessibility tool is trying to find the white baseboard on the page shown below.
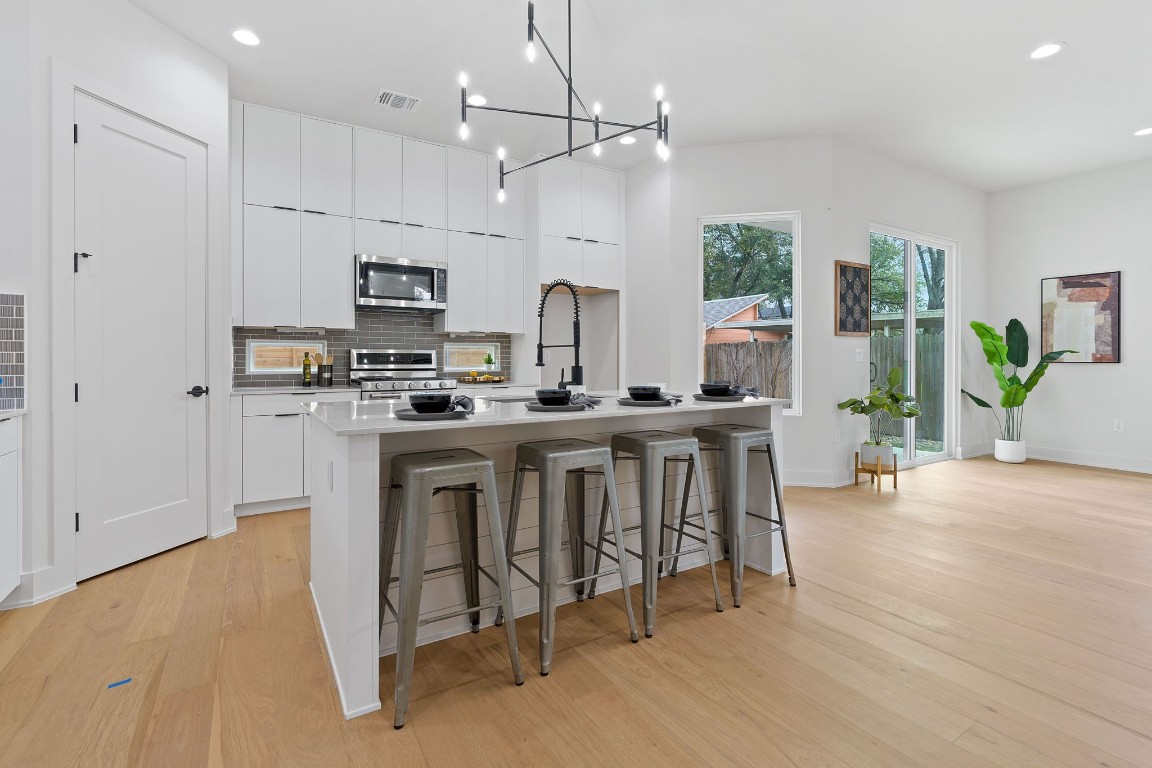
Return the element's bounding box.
[957,443,994,459]
[235,497,310,517]
[781,469,849,488]
[309,581,382,720]
[0,581,76,610]
[210,524,237,539]
[1027,446,1152,475]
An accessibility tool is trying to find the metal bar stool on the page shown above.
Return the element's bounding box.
[588,430,724,637]
[378,448,524,729]
[495,438,639,675]
[676,425,796,607]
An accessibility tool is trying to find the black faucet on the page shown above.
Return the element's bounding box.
[536,279,583,388]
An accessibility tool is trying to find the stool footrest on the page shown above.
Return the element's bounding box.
[745,526,784,539]
[562,570,619,588]
[419,601,505,627]
[510,560,540,587]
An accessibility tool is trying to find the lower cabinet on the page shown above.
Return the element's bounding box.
[0,419,21,601]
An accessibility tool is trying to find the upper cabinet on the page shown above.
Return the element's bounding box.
[447,148,488,235]
[488,156,525,240]
[243,105,300,210]
[538,159,583,240]
[580,165,621,245]
[300,117,353,217]
[402,139,446,229]
[354,128,402,223]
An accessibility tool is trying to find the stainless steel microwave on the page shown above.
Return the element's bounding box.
[355,254,447,312]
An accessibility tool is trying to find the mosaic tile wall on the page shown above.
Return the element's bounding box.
[233,310,513,388]
[0,294,25,410]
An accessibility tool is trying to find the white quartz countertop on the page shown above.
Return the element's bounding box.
[0,409,28,421]
[232,386,360,397]
[307,392,787,436]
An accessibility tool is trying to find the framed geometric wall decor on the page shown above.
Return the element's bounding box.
[1040,271,1121,363]
[834,260,871,336]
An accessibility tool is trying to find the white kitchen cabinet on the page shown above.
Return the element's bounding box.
[400,224,447,264]
[436,232,489,332]
[488,156,525,239]
[447,148,488,235]
[402,139,447,229]
[354,218,401,257]
[242,414,305,503]
[488,236,526,334]
[301,117,353,217]
[539,234,583,287]
[582,240,621,290]
[243,205,301,327]
[243,105,300,210]
[301,213,355,329]
[354,128,403,223]
[0,419,19,601]
[581,165,621,245]
[538,159,583,239]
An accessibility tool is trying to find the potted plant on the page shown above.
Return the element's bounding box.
[483,352,496,370]
[837,366,921,466]
[961,319,1073,463]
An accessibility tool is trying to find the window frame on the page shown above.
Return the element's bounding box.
[697,211,802,416]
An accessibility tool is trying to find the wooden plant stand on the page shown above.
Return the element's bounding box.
[854,451,898,491]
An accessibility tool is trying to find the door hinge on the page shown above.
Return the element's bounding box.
[75,383,79,402]
[74,124,78,144]
[75,512,80,532]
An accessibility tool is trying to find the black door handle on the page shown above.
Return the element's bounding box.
[186,385,209,397]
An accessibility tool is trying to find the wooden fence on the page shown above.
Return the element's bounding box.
[704,341,793,401]
[869,333,945,442]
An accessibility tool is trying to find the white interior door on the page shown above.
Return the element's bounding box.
[74,92,209,581]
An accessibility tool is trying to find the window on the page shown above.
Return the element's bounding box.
[245,340,327,374]
[700,212,800,413]
[442,342,501,372]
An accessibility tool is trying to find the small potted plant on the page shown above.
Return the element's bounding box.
[961,319,1073,463]
[483,351,496,370]
[837,366,921,467]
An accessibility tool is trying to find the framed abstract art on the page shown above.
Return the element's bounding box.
[834,260,871,336]
[1040,271,1121,363]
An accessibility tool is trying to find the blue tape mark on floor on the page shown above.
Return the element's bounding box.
[107,678,133,689]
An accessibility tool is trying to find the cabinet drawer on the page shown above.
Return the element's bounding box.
[0,419,16,455]
[242,392,357,416]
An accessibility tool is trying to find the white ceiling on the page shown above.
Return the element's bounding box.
[127,0,1152,191]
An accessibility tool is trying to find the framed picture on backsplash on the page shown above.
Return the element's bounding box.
[1040,271,1120,363]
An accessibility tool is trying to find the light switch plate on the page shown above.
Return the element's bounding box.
[854,348,865,363]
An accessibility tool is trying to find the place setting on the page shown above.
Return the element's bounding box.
[693,381,760,402]
[395,392,476,421]
[525,388,602,413]
[617,385,684,407]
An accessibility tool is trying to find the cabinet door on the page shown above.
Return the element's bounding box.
[581,165,621,245]
[243,205,301,327]
[488,237,525,334]
[301,213,355,329]
[440,232,488,332]
[539,235,583,287]
[402,139,446,229]
[538,158,582,239]
[242,415,305,503]
[488,155,525,239]
[354,128,402,222]
[0,449,17,600]
[301,117,353,217]
[582,240,621,290]
[243,105,300,210]
[447,148,488,235]
[354,218,402,257]
[400,224,447,264]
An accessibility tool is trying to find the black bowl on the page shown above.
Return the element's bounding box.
[535,388,573,406]
[408,392,454,413]
[700,381,734,397]
[627,385,663,402]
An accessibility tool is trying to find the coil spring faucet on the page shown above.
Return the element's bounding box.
[536,279,583,388]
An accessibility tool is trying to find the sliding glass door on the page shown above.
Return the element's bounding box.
[869,231,949,465]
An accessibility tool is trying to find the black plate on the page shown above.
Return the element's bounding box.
[394,408,470,421]
[693,394,747,402]
[525,403,588,413]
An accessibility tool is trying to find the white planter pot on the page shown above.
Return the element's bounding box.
[860,443,895,467]
[994,439,1026,464]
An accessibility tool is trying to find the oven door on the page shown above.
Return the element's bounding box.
[356,254,447,311]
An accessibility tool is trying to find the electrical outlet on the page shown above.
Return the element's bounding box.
[544,350,553,363]
[1114,419,1125,433]
[855,348,865,363]
[834,428,842,443]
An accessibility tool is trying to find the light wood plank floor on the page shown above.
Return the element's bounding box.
[2,457,1151,767]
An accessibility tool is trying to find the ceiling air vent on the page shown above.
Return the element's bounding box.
[376,89,422,112]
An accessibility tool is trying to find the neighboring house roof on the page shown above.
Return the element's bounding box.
[703,294,770,328]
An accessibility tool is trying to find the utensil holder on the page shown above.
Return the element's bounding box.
[318,365,333,388]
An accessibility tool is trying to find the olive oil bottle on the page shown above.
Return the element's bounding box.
[302,351,312,387]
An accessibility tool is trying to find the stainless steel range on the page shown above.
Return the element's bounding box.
[349,349,457,401]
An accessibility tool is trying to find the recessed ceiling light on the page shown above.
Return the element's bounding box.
[1135,127,1152,137]
[466,94,487,107]
[619,136,636,145]
[231,28,261,46]
[1029,42,1065,60]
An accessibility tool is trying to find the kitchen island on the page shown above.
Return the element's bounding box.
[306,392,788,719]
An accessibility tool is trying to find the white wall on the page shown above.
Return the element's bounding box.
[2,0,231,605]
[628,137,991,486]
[988,159,1151,473]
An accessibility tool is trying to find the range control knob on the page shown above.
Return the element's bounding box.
[407,381,421,390]
[374,382,386,391]
[391,381,405,391]
[438,381,451,389]
[423,381,433,389]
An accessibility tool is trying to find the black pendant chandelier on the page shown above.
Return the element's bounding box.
[457,0,670,203]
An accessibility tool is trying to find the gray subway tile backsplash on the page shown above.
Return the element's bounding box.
[0,294,24,409]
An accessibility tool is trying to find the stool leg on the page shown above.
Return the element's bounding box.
[480,468,525,686]
[638,452,664,638]
[766,437,796,587]
[379,486,402,630]
[565,471,586,601]
[587,450,617,599]
[453,485,481,633]
[669,455,694,577]
[393,480,433,729]
[495,464,525,627]
[538,466,567,675]
[603,460,640,644]
[691,446,725,612]
[724,446,748,607]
